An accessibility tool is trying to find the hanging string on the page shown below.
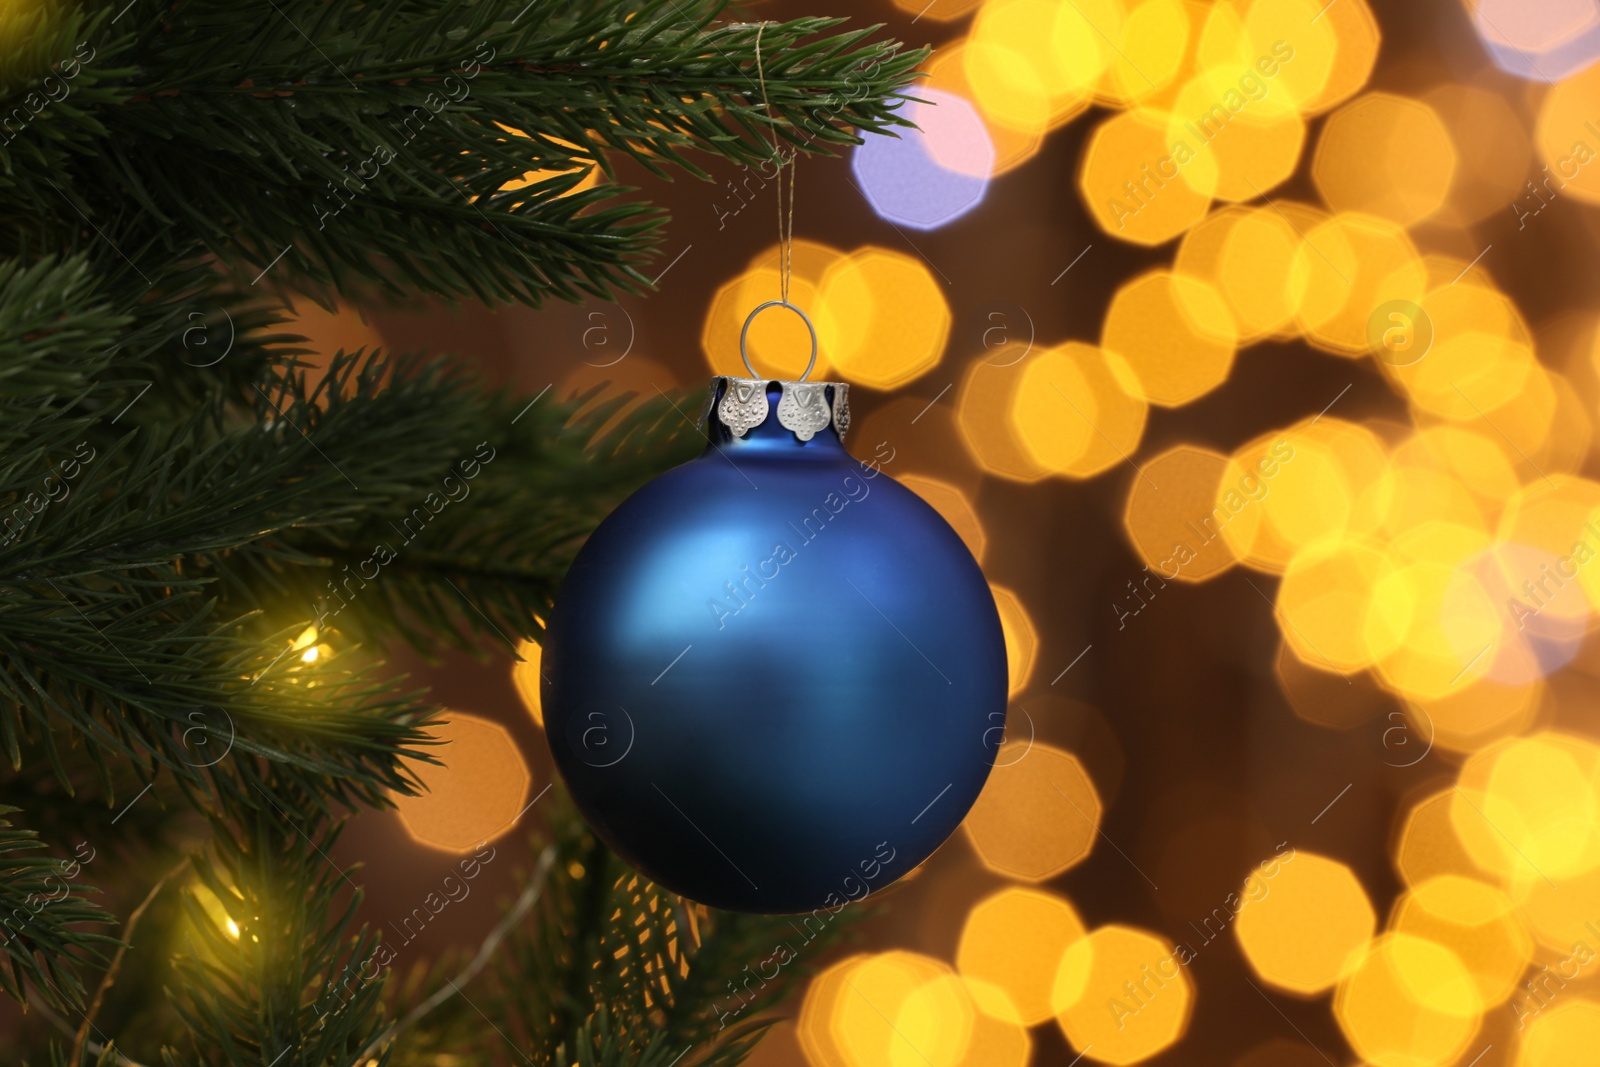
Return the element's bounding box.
[753,23,797,305]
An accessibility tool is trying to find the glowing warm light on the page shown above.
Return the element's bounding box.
[817,248,950,389]
[702,256,837,381]
[1379,445,1500,541]
[991,585,1038,696]
[1500,476,1600,628]
[1080,109,1214,246]
[1472,0,1600,82]
[853,90,993,230]
[190,881,246,947]
[494,127,600,195]
[1408,675,1543,755]
[1532,370,1594,475]
[891,0,983,20]
[961,40,1053,136]
[1388,426,1520,527]
[1288,212,1426,356]
[1010,342,1148,478]
[798,954,863,1067]
[1192,1,1250,74]
[1295,0,1381,114]
[1167,68,1306,201]
[1395,789,1497,890]
[953,992,1032,1067]
[875,968,975,1067]
[1518,1001,1600,1066]
[1367,522,1501,700]
[1053,926,1193,1064]
[1236,0,1341,111]
[1536,60,1600,204]
[801,952,974,1067]
[1470,480,1600,685]
[1383,281,1536,420]
[901,475,987,563]
[1093,0,1191,107]
[1172,204,1240,284]
[967,0,1121,129]
[963,741,1102,881]
[392,711,532,853]
[1051,0,1129,113]
[1234,850,1375,994]
[926,44,1045,175]
[1313,93,1457,226]
[1101,270,1238,406]
[289,625,332,668]
[1316,417,1392,535]
[957,887,1087,1026]
[1276,534,1395,672]
[1451,733,1600,883]
[1470,365,1571,480]
[1217,202,1325,338]
[1219,424,1360,574]
[746,237,847,283]
[1426,84,1534,227]
[512,638,544,727]
[1514,860,1600,953]
[1334,934,1483,1067]
[1174,203,1316,343]
[1123,444,1237,583]
[1391,875,1532,1008]
[956,356,1053,483]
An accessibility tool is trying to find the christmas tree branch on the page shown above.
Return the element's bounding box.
[0,0,920,1058]
[355,843,557,1063]
[9,0,923,308]
[165,796,390,1067]
[390,802,859,1067]
[0,806,118,1015]
[71,857,189,1067]
[260,380,706,654]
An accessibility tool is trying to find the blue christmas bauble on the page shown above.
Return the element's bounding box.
[542,376,1007,913]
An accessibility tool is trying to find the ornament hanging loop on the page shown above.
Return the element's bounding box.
[740,300,817,382]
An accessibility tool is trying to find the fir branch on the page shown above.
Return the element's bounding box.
[163,797,390,1067]
[0,806,119,1014]
[0,255,125,405]
[395,802,858,1067]
[71,858,189,1066]
[256,378,706,655]
[0,1,919,1060]
[6,0,924,307]
[357,844,557,1063]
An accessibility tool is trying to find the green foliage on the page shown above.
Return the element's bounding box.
[383,801,859,1067]
[162,786,391,1067]
[0,805,117,1013]
[0,0,914,1060]
[4,0,923,306]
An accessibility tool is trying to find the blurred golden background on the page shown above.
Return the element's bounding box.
[290,0,1600,1063]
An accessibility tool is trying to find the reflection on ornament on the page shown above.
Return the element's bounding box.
[543,377,1007,913]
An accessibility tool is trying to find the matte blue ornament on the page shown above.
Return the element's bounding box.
[542,362,1007,914]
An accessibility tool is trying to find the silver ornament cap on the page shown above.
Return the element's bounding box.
[699,299,850,443]
[702,375,850,443]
